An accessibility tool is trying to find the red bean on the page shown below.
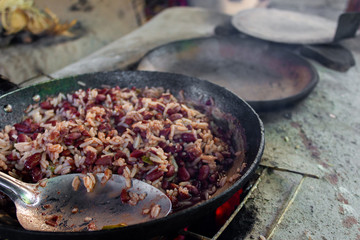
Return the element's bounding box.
[162,179,170,189]
[142,111,154,120]
[178,167,190,181]
[82,130,91,137]
[116,126,126,134]
[169,113,183,121]
[155,112,163,120]
[14,123,30,133]
[31,133,39,140]
[95,94,106,103]
[133,127,147,139]
[114,150,127,160]
[17,134,28,143]
[117,166,125,175]
[14,121,40,133]
[166,105,181,115]
[161,94,171,101]
[186,145,202,160]
[169,183,179,189]
[181,133,196,143]
[8,130,18,141]
[169,195,178,206]
[23,118,32,126]
[95,155,113,165]
[6,153,19,161]
[159,128,170,138]
[156,104,165,113]
[187,167,198,178]
[126,142,134,151]
[124,118,133,126]
[157,141,167,149]
[64,138,74,146]
[120,189,130,203]
[178,189,191,200]
[62,101,72,110]
[208,173,219,183]
[98,88,109,95]
[98,123,111,132]
[180,109,188,118]
[165,165,175,177]
[45,120,57,126]
[85,151,97,165]
[60,149,72,156]
[115,109,126,120]
[168,146,180,155]
[145,169,164,181]
[130,150,144,158]
[40,101,53,110]
[31,167,43,183]
[73,139,84,148]
[177,160,185,167]
[198,165,210,181]
[175,144,183,153]
[67,132,82,140]
[186,185,199,196]
[24,153,41,170]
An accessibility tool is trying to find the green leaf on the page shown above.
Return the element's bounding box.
[142,155,153,165]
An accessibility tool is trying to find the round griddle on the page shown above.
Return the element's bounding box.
[231,8,337,44]
[137,36,319,111]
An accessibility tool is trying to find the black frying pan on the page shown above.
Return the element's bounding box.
[0,71,264,240]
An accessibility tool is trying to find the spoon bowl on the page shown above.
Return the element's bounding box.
[0,172,172,232]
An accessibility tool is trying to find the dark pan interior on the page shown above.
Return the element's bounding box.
[0,71,264,240]
[137,36,319,111]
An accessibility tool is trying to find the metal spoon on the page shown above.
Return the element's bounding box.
[0,172,172,232]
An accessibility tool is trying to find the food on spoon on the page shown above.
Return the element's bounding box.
[142,204,161,219]
[101,168,112,185]
[0,86,239,216]
[44,215,59,227]
[82,173,96,192]
[71,175,80,191]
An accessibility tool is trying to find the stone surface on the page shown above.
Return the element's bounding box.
[272,177,360,240]
[219,170,303,240]
[0,0,145,84]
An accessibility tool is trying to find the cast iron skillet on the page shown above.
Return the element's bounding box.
[137,35,319,111]
[0,71,264,240]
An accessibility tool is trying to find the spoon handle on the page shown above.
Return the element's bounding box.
[0,171,37,205]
